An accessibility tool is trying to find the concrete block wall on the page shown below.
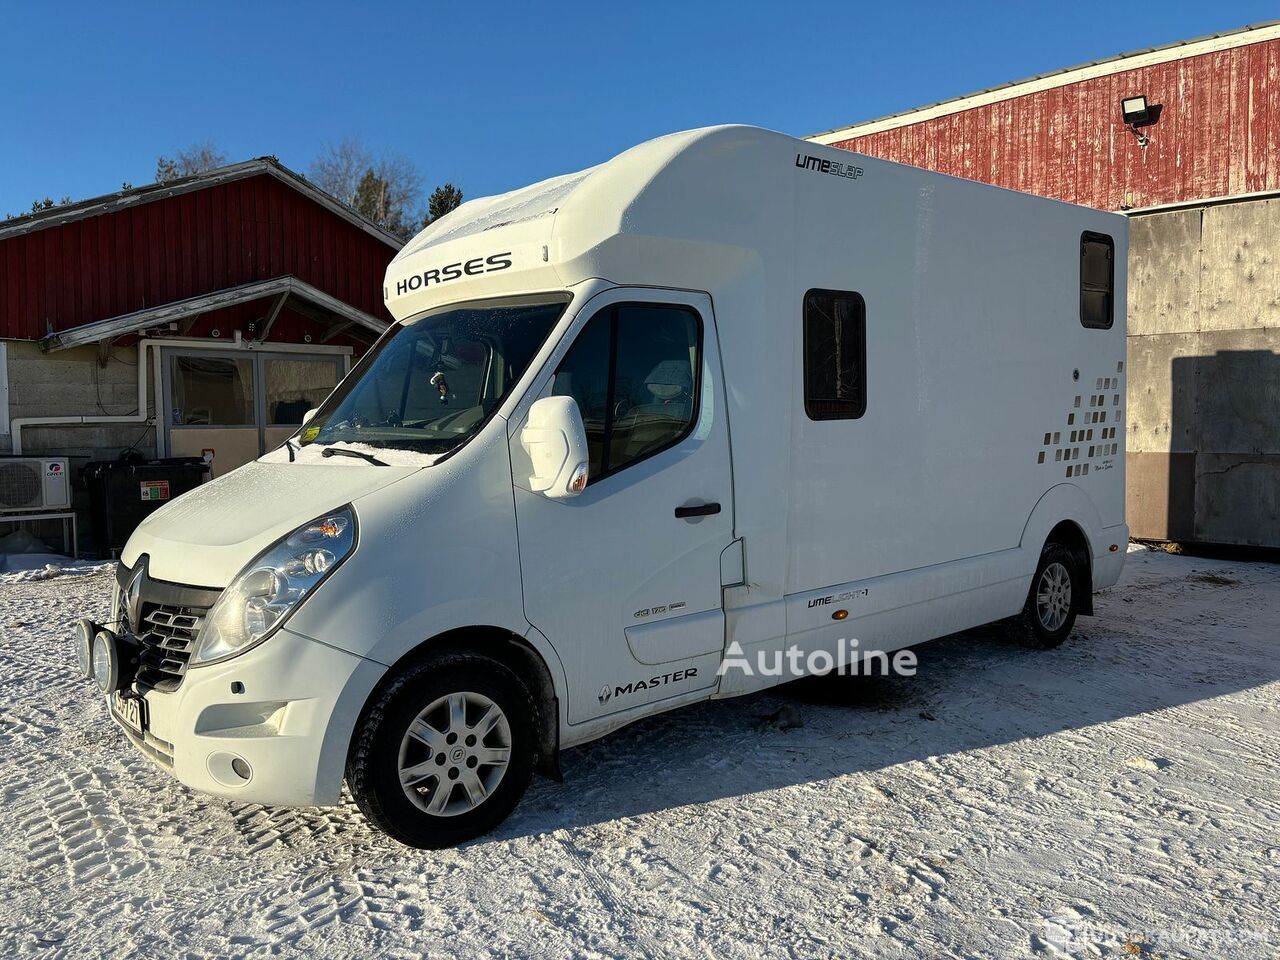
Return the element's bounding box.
[1126,197,1280,547]
[2,340,158,556]
[3,340,158,461]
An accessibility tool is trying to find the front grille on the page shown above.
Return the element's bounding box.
[134,603,207,692]
[115,557,222,693]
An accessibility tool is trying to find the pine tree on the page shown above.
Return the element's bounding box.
[425,183,464,226]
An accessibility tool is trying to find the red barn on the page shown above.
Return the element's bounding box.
[0,159,400,555]
[812,21,1280,548]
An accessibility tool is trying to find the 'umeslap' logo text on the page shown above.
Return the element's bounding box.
[795,153,864,181]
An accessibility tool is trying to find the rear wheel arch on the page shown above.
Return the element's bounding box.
[1021,484,1103,616]
[1044,519,1093,615]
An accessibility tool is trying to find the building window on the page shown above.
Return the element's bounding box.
[1080,232,1115,329]
[170,356,255,426]
[264,357,341,424]
[804,289,866,420]
[553,303,701,482]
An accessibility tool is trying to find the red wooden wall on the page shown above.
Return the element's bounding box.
[0,171,398,342]
[828,38,1280,211]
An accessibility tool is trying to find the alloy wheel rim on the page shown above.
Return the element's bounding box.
[1036,561,1072,632]
[397,691,512,817]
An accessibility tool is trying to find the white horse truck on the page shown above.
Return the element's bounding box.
[75,125,1128,847]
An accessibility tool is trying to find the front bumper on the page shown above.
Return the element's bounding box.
[108,626,385,807]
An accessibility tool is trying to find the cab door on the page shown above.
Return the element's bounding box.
[510,289,734,723]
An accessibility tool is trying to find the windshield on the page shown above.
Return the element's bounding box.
[300,296,568,455]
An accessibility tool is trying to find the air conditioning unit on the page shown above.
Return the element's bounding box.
[0,458,72,513]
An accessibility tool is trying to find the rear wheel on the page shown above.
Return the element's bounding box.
[1012,542,1080,649]
[347,651,537,848]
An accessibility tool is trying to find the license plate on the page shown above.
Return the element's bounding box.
[110,691,148,737]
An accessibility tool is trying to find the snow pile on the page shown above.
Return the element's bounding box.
[0,547,1277,958]
[0,530,116,581]
[0,561,116,583]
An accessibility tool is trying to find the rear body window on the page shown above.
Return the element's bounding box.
[1081,232,1115,329]
[804,289,866,421]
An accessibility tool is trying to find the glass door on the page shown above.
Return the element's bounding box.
[260,354,346,454]
[165,352,260,478]
[162,350,346,477]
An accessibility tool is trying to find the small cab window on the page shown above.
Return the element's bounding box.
[804,289,866,420]
[1080,232,1115,329]
[553,303,701,481]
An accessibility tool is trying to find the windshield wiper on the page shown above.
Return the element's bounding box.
[283,439,298,462]
[321,446,389,466]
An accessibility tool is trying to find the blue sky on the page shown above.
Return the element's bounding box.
[1,1,1275,217]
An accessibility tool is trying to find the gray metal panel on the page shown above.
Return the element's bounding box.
[1194,454,1280,546]
[1199,198,1280,332]
[1128,209,1201,338]
[1126,195,1280,546]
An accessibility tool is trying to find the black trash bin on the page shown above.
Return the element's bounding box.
[83,456,210,559]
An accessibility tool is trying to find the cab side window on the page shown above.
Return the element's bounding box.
[553,303,701,481]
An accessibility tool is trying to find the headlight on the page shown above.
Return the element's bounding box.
[191,506,357,667]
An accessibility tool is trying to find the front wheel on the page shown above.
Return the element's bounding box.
[1011,543,1081,649]
[347,652,537,848]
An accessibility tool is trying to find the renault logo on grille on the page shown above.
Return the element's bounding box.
[125,565,146,630]
[598,685,612,705]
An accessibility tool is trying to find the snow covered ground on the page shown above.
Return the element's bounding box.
[1,546,1276,958]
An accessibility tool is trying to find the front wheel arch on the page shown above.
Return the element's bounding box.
[350,625,561,782]
[346,650,539,846]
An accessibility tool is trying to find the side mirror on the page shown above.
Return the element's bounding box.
[302,408,318,424]
[520,396,589,498]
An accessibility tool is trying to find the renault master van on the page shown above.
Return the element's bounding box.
[75,126,1128,847]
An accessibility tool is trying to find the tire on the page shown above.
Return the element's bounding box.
[1010,542,1080,649]
[347,651,537,848]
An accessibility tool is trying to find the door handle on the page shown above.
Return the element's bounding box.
[675,501,721,519]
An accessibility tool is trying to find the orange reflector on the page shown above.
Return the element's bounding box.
[1109,544,1119,552]
[832,609,849,621]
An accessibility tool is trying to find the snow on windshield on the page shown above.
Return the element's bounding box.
[259,441,441,468]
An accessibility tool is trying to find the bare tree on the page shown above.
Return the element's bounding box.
[308,137,371,206]
[156,142,227,183]
[310,138,425,239]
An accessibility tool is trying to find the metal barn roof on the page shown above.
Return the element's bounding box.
[809,20,1280,145]
[0,157,403,248]
[1,156,400,343]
